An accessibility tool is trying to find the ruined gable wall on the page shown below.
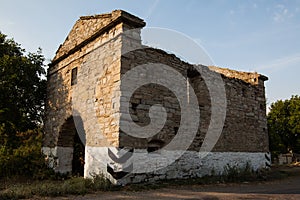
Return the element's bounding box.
[119,47,268,152]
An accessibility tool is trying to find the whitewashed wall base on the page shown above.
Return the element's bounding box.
[84,146,269,185]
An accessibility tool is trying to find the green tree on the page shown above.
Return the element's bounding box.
[0,31,46,149]
[267,95,300,156]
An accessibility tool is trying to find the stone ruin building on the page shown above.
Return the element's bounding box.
[43,10,270,184]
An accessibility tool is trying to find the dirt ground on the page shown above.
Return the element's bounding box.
[44,167,300,200]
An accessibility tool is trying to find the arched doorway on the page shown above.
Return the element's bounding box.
[57,116,85,176]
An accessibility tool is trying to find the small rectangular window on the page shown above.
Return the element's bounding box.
[71,67,78,86]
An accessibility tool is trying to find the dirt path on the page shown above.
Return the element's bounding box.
[45,174,300,200]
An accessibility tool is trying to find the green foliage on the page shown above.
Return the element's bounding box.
[0,31,49,179]
[267,95,300,156]
[0,128,53,178]
[222,162,257,182]
[0,31,114,200]
[0,31,46,149]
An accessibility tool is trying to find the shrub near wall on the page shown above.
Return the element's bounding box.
[0,128,52,179]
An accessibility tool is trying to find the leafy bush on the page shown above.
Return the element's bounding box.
[268,95,300,156]
[216,162,267,182]
[0,128,53,179]
[222,162,260,182]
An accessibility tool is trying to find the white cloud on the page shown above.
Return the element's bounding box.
[255,53,300,72]
[144,0,160,20]
[273,4,294,23]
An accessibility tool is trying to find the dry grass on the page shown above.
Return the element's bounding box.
[1,165,299,199]
[0,175,113,200]
[291,161,300,167]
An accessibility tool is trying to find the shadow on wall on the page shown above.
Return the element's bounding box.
[44,68,86,176]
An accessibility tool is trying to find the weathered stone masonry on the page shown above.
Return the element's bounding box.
[43,10,270,184]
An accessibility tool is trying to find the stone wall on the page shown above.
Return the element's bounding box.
[211,69,269,152]
[118,47,269,152]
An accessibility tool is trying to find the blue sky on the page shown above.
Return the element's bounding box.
[0,0,300,107]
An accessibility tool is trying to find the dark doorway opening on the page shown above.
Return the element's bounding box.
[72,127,85,176]
[57,116,85,176]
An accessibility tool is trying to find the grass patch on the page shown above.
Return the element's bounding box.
[0,175,113,200]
